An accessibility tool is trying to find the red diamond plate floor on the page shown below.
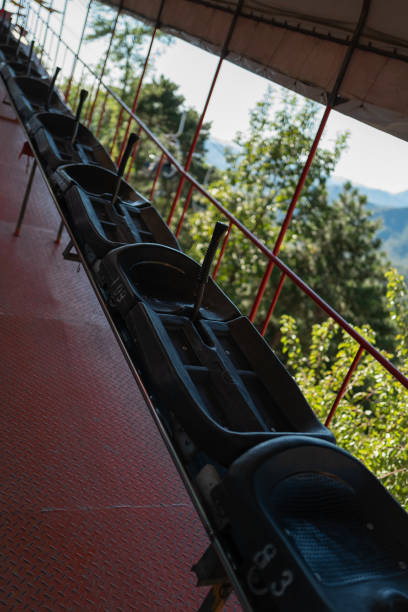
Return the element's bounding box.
[0,82,240,611]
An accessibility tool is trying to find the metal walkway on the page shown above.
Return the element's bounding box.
[0,80,240,611]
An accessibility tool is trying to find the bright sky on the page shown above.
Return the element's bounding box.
[38,0,408,195]
[153,37,408,194]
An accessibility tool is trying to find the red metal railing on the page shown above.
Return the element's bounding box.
[20,0,408,427]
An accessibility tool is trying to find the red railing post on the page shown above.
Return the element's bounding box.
[116,0,165,165]
[110,106,125,155]
[116,28,159,164]
[52,0,68,74]
[87,2,122,128]
[325,346,365,427]
[249,106,331,324]
[32,0,42,41]
[213,221,233,280]
[96,88,109,138]
[65,0,92,102]
[249,261,273,322]
[124,124,143,180]
[39,0,53,63]
[166,57,223,226]
[175,183,195,237]
[167,0,244,226]
[260,271,287,335]
[252,0,372,334]
[149,152,165,201]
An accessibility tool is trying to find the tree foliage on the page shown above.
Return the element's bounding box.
[86,3,171,98]
[82,4,212,212]
[280,268,408,508]
[186,90,392,349]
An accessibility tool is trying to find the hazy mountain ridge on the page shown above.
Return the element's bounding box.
[327,177,408,209]
[205,138,408,274]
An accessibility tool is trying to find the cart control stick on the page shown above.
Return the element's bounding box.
[192,221,228,322]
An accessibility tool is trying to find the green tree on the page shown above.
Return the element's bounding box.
[86,3,171,99]
[186,90,392,349]
[82,4,213,212]
[280,268,408,508]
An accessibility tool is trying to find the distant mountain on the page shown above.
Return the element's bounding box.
[374,207,408,277]
[328,177,408,209]
[374,207,408,240]
[205,138,231,170]
[205,140,408,275]
[205,137,240,170]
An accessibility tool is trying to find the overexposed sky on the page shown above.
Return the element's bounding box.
[154,37,408,194]
[35,0,408,194]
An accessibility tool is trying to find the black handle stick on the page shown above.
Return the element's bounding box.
[45,66,60,110]
[111,132,138,209]
[191,221,228,322]
[71,88,88,146]
[25,40,34,76]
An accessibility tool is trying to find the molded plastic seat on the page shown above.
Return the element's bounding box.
[212,436,408,610]
[124,307,334,465]
[27,112,115,173]
[101,243,240,321]
[0,41,19,61]
[7,76,68,121]
[52,163,180,262]
[0,58,46,82]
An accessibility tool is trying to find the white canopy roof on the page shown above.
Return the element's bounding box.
[103,0,408,141]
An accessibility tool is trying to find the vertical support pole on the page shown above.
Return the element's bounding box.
[272,105,332,259]
[96,88,109,138]
[166,56,223,225]
[110,105,124,155]
[32,0,42,43]
[52,0,69,74]
[260,271,287,335]
[248,106,331,323]
[175,183,194,237]
[14,159,37,236]
[212,220,232,279]
[116,18,160,164]
[15,0,23,30]
[167,0,244,226]
[39,0,53,63]
[65,0,92,102]
[124,124,142,181]
[325,346,364,427]
[60,40,68,74]
[23,0,31,36]
[249,0,372,329]
[149,152,165,200]
[249,260,273,322]
[87,1,122,128]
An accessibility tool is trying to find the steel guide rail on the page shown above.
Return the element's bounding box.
[0,55,254,612]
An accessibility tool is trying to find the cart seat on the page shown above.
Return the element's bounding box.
[102,243,240,321]
[27,112,115,173]
[212,436,408,610]
[52,163,179,262]
[0,58,46,81]
[124,306,334,465]
[7,76,68,122]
